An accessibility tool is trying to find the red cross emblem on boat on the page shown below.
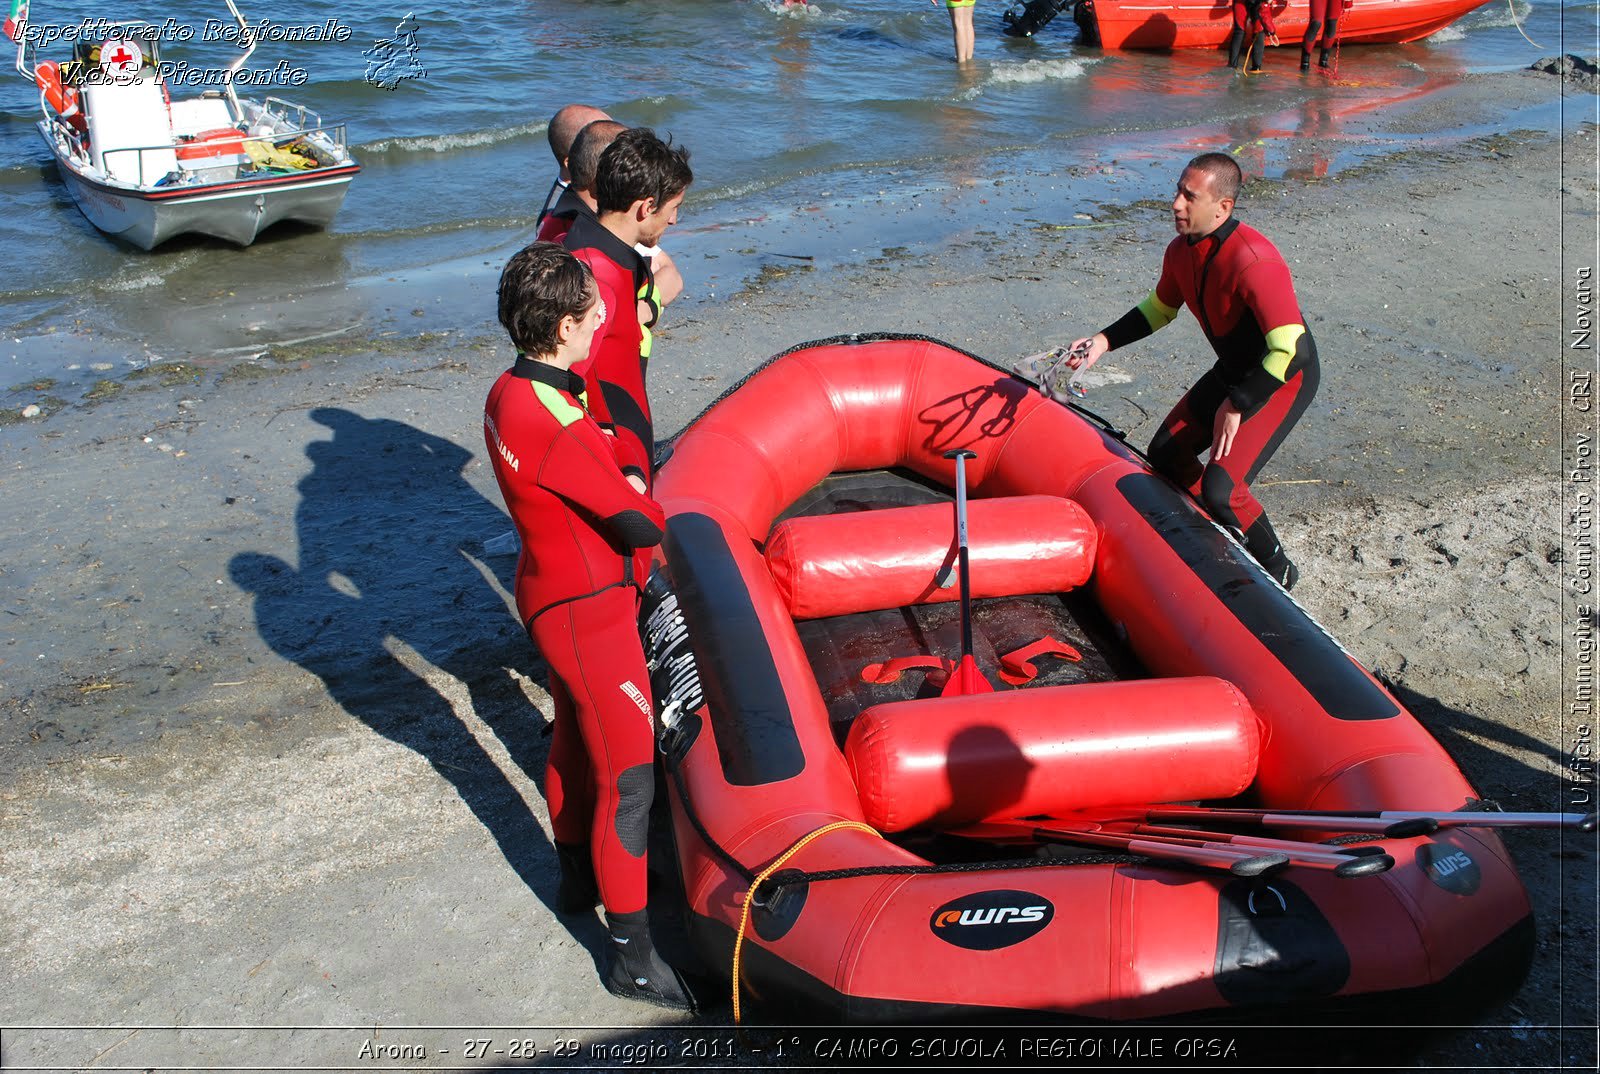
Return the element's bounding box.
[101,38,143,80]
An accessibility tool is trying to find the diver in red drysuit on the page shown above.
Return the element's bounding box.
[1068,153,1316,591]
[485,241,692,1010]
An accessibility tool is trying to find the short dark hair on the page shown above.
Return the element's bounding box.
[569,120,628,193]
[497,242,595,357]
[1186,152,1242,202]
[594,128,693,215]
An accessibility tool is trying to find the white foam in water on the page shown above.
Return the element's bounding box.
[760,0,822,16]
[103,272,164,292]
[1448,0,1531,31]
[362,121,543,157]
[987,58,1091,85]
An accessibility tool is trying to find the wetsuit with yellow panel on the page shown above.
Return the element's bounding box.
[1098,216,1318,588]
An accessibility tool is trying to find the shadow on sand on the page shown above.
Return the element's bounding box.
[227,407,595,940]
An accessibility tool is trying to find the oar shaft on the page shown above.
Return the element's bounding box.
[1148,805,1594,832]
[1380,811,1596,831]
[1035,826,1287,877]
[1146,806,1424,836]
[1124,824,1394,876]
[1132,823,1357,859]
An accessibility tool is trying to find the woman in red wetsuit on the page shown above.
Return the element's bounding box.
[484,241,693,1010]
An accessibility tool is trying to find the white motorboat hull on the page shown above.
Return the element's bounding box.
[42,121,358,250]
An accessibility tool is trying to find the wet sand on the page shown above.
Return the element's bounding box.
[1,67,1596,1071]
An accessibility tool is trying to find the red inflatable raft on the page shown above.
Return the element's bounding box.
[640,334,1533,1021]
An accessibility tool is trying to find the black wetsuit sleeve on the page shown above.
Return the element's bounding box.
[604,509,665,549]
[1102,305,1156,351]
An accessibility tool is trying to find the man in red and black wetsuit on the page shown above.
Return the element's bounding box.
[564,127,693,491]
[544,120,686,325]
[537,103,610,228]
[537,119,624,245]
[1070,152,1316,590]
[486,241,693,1010]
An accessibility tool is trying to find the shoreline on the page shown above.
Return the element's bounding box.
[0,62,1575,394]
[0,64,1595,1070]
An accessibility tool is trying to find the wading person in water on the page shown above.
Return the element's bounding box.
[1066,152,1317,591]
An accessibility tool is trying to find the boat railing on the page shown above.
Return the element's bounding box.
[44,114,92,164]
[98,122,352,188]
[259,96,327,133]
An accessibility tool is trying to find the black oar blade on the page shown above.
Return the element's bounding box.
[1333,853,1395,879]
[1229,852,1289,877]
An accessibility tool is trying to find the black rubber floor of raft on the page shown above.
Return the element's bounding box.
[782,470,1146,742]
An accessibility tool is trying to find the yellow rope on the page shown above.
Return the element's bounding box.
[731,820,879,1024]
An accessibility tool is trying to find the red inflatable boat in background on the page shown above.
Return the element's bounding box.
[638,334,1536,1022]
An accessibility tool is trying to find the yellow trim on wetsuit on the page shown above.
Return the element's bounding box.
[1137,290,1180,333]
[637,280,658,360]
[531,379,588,428]
[1263,323,1305,382]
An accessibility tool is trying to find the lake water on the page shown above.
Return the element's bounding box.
[0,0,1586,382]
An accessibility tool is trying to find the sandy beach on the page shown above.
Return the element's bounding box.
[1,63,1596,1071]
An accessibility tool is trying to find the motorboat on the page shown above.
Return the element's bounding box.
[9,0,358,249]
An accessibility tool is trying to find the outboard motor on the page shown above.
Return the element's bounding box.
[1002,0,1075,37]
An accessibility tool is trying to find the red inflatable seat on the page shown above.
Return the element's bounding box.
[764,495,1097,620]
[844,677,1261,833]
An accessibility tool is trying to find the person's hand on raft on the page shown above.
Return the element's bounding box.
[1066,333,1109,370]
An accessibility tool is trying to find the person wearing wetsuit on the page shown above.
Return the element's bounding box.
[537,119,623,245]
[1068,152,1316,590]
[1228,0,1279,71]
[1301,0,1347,70]
[485,241,693,1010]
[564,128,692,491]
[538,103,610,228]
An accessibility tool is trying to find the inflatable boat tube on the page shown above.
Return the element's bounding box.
[764,494,1095,620]
[846,676,1260,832]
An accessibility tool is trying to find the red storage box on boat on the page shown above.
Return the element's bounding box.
[764,494,1097,620]
[175,127,249,167]
[845,677,1261,833]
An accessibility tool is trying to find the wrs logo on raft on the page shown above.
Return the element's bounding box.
[1418,843,1482,895]
[929,890,1054,950]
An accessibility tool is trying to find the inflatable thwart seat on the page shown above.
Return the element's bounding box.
[763,494,1263,832]
[646,334,1533,1022]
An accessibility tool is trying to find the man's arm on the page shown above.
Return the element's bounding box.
[1227,258,1312,413]
[1070,272,1183,369]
